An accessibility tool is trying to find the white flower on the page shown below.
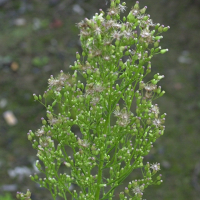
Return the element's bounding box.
[123,29,133,39]
[93,13,104,22]
[132,186,143,195]
[141,29,151,38]
[35,127,45,137]
[111,30,122,40]
[150,163,160,171]
[144,83,157,91]
[118,4,127,13]
[152,118,162,128]
[150,104,160,118]
[48,117,59,125]
[113,109,121,117]
[94,27,102,35]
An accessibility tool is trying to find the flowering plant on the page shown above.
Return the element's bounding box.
[17,0,169,200]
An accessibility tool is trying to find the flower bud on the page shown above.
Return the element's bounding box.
[160,49,168,54]
[146,119,151,125]
[119,192,124,198]
[159,91,165,97]
[151,79,158,85]
[158,25,164,32]
[92,150,99,155]
[16,192,22,199]
[26,189,31,198]
[134,1,139,9]
[100,184,107,187]
[157,180,163,185]
[106,15,111,20]
[155,46,161,53]
[143,15,148,21]
[154,36,163,40]
[125,187,129,193]
[76,52,80,60]
[156,86,161,94]
[33,94,38,101]
[155,23,160,29]
[139,81,145,90]
[64,162,71,167]
[163,26,170,32]
[157,174,162,180]
[27,133,32,141]
[125,51,129,56]
[127,13,135,23]
[36,160,42,170]
[87,69,92,75]
[73,70,77,78]
[111,1,115,7]
[140,6,147,14]
[132,180,138,187]
[154,41,159,47]
[42,119,47,125]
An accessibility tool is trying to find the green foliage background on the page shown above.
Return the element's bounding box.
[0,0,199,199]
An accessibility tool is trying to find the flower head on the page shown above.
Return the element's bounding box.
[118,4,127,13]
[123,29,133,39]
[103,19,116,29]
[132,185,144,195]
[131,8,140,16]
[113,109,121,117]
[140,28,153,43]
[103,38,113,45]
[144,83,157,91]
[39,136,51,148]
[93,13,104,22]
[94,26,102,35]
[150,104,160,118]
[107,7,120,16]
[111,30,122,40]
[150,163,160,171]
[115,107,132,127]
[48,117,59,126]
[152,118,163,128]
[76,20,89,29]
[78,138,90,148]
[35,127,45,137]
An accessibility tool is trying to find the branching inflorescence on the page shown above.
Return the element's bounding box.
[17,0,169,200]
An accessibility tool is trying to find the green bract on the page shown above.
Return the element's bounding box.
[17,1,169,200]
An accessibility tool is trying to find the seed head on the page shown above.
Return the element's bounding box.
[35,127,45,137]
[144,83,157,91]
[107,7,120,16]
[150,163,160,171]
[118,4,127,13]
[123,29,133,39]
[152,118,163,128]
[132,185,143,195]
[111,30,122,40]
[94,26,102,35]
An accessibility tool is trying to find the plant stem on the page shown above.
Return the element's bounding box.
[95,152,104,199]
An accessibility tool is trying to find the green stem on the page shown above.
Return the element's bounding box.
[95,152,104,199]
[95,90,111,199]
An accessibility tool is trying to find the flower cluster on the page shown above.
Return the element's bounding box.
[18,1,169,200]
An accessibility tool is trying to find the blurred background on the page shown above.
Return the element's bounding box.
[0,0,200,199]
